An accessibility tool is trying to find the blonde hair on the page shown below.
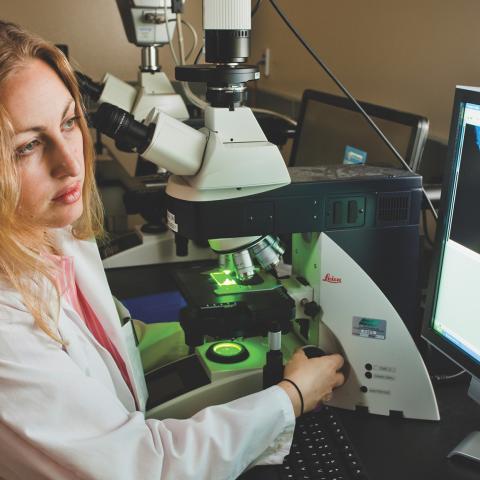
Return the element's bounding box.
[0,20,104,340]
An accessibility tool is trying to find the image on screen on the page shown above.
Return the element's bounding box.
[431,102,480,365]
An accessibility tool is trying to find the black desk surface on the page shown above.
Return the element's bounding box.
[334,379,480,480]
[107,264,480,480]
[240,378,480,480]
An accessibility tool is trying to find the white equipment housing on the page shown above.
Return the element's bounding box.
[165,106,291,202]
[98,72,189,122]
[292,233,439,420]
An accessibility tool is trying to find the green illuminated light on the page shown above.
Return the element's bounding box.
[213,342,243,357]
[210,271,238,287]
[209,266,279,296]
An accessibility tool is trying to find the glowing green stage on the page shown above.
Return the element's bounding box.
[209,268,280,295]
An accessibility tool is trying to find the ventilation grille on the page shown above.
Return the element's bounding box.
[376,193,411,225]
[234,30,250,38]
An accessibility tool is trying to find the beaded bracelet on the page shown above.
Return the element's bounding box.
[282,378,304,416]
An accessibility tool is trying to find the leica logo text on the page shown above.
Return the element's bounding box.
[322,273,342,284]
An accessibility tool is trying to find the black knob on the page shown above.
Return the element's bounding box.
[302,346,326,358]
[304,301,321,317]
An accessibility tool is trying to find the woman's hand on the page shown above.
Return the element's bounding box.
[278,349,345,417]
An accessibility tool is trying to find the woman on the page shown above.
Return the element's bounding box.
[0,20,344,480]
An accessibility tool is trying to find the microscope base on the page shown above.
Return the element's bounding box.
[147,364,262,420]
[145,334,303,420]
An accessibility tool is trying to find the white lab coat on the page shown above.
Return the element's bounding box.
[0,227,295,480]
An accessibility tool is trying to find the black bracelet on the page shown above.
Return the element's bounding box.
[282,378,304,416]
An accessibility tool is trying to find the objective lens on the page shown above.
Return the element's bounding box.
[250,235,285,270]
[232,249,255,280]
[219,253,235,272]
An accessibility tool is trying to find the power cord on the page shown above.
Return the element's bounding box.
[252,0,263,17]
[165,2,298,125]
[423,344,467,384]
[430,369,467,384]
[268,0,438,222]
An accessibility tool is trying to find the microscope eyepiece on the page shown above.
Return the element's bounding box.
[93,103,154,153]
[75,72,104,102]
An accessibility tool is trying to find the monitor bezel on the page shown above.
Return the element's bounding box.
[421,86,480,379]
[289,89,429,171]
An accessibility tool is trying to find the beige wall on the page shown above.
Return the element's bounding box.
[250,0,480,141]
[3,1,479,142]
[0,0,202,81]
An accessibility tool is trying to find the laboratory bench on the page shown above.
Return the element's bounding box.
[333,378,480,480]
[106,262,480,480]
[240,376,480,480]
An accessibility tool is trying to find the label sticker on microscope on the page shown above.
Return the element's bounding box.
[352,316,387,340]
[166,210,178,232]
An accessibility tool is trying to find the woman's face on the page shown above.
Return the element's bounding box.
[0,58,85,233]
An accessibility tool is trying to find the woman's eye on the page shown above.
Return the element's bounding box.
[63,115,80,131]
[16,139,40,157]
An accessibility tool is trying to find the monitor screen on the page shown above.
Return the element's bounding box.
[423,87,480,385]
[290,90,428,172]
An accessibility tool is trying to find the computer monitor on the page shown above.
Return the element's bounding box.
[290,89,429,172]
[422,86,480,463]
[289,90,428,171]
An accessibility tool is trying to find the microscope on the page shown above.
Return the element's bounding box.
[79,0,220,268]
[78,0,189,122]
[94,0,439,422]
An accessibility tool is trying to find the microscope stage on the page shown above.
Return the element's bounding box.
[173,264,295,339]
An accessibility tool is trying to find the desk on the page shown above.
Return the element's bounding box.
[241,379,480,480]
[106,264,480,480]
[334,380,480,480]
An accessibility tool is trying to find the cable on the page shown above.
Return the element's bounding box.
[176,16,199,64]
[423,344,467,384]
[268,0,438,221]
[181,81,208,110]
[164,7,207,110]
[175,15,199,62]
[252,0,263,17]
[181,19,199,61]
[176,14,186,65]
[193,45,204,64]
[251,107,297,127]
[164,4,179,65]
[164,3,298,118]
[430,369,467,384]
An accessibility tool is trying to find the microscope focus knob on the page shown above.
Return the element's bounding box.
[302,346,326,359]
[303,301,321,318]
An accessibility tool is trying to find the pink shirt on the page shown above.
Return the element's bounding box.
[55,255,135,398]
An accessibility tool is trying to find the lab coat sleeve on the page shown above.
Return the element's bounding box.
[0,303,295,480]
